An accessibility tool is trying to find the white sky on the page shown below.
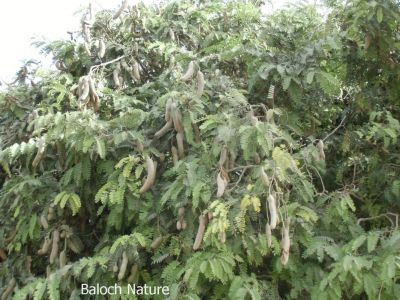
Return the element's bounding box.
[0,0,305,83]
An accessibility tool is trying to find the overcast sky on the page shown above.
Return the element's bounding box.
[0,0,305,83]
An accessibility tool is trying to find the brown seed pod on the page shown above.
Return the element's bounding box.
[49,230,60,264]
[67,235,83,254]
[0,248,7,261]
[181,61,195,81]
[267,194,277,229]
[154,119,173,139]
[171,146,179,165]
[265,223,272,247]
[176,220,182,230]
[260,168,270,186]
[98,39,106,58]
[117,251,128,280]
[132,61,141,81]
[113,263,119,273]
[208,211,213,220]
[253,153,261,164]
[281,225,290,253]
[59,250,67,268]
[317,140,325,161]
[193,215,207,250]
[165,99,173,122]
[113,0,128,19]
[40,215,49,229]
[181,219,187,230]
[216,172,228,197]
[1,278,16,300]
[169,28,176,41]
[151,236,163,250]
[78,76,90,102]
[178,207,185,217]
[127,264,139,283]
[113,68,121,88]
[176,132,185,159]
[32,137,46,168]
[139,156,156,193]
[219,145,227,167]
[193,123,201,143]
[364,35,372,49]
[37,237,52,255]
[172,106,184,133]
[196,70,205,97]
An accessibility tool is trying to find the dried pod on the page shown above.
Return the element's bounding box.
[154,119,173,139]
[253,153,261,164]
[139,156,156,193]
[281,250,289,266]
[281,225,290,253]
[0,248,7,261]
[84,42,91,55]
[171,146,179,165]
[250,111,258,126]
[260,168,270,186]
[208,211,213,220]
[219,145,227,167]
[78,76,90,102]
[151,236,163,250]
[113,0,128,19]
[113,68,121,88]
[196,70,205,97]
[216,172,228,197]
[181,219,187,230]
[32,137,46,168]
[266,223,272,247]
[364,35,372,49]
[132,61,141,81]
[67,235,83,254]
[193,215,207,250]
[267,194,277,229]
[37,237,52,255]
[317,140,325,161]
[181,61,195,81]
[49,230,60,264]
[176,132,185,159]
[113,263,119,273]
[40,215,49,229]
[59,250,67,268]
[117,251,128,280]
[176,220,182,230]
[1,278,16,300]
[172,107,184,133]
[193,123,201,143]
[127,264,139,283]
[178,207,185,217]
[88,76,100,110]
[98,39,106,58]
[165,99,173,122]
[169,28,176,41]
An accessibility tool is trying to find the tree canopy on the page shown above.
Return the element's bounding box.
[0,0,400,299]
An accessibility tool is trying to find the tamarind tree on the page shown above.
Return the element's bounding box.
[1,0,400,299]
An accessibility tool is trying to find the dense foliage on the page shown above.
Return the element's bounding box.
[1,0,400,299]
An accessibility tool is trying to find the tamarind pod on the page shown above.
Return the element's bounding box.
[181,61,195,81]
[132,61,141,81]
[250,111,258,126]
[281,251,289,266]
[98,39,106,58]
[60,231,66,239]
[196,70,205,97]
[165,99,173,122]
[181,219,187,230]
[139,156,156,193]
[154,119,173,139]
[208,212,213,220]
[0,248,7,261]
[316,140,324,151]
[364,35,372,49]
[84,42,91,55]
[253,153,261,164]
[127,264,139,283]
[55,61,62,70]
[121,59,130,71]
[78,76,90,102]
[169,28,176,41]
[38,237,52,255]
[113,69,121,88]
[1,278,16,300]
[176,220,182,230]
[59,250,67,268]
[193,215,207,250]
[319,148,326,161]
[260,168,270,186]
[193,123,201,143]
[151,236,163,250]
[266,223,272,247]
[267,194,277,229]
[117,251,128,280]
[281,226,290,253]
[172,108,184,133]
[113,263,119,273]
[171,146,179,165]
[219,231,226,244]
[113,0,128,19]
[219,145,227,167]
[47,211,55,221]
[40,215,49,229]
[32,137,46,168]
[216,172,227,197]
[183,268,193,283]
[178,207,185,217]
[49,230,60,264]
[176,132,185,159]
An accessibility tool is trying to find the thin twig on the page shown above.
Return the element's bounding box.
[227,165,256,172]
[357,213,399,229]
[89,55,126,74]
[226,169,246,193]
[323,115,346,142]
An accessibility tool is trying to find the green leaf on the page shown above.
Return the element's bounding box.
[367,231,380,253]
[377,7,383,23]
